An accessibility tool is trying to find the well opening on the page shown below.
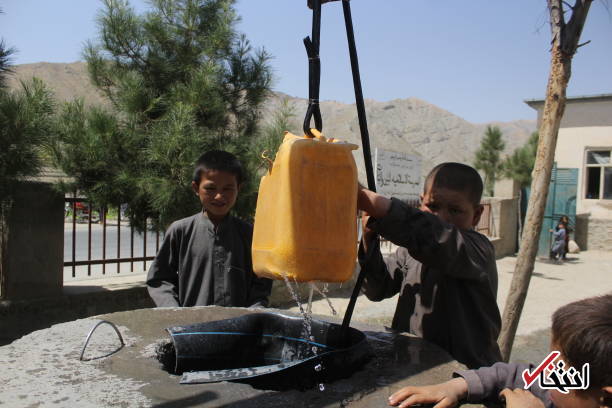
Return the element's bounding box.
[155,312,371,391]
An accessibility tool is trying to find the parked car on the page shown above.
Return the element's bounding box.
[65,201,100,223]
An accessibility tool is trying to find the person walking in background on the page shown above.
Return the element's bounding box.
[559,215,571,260]
[550,221,567,263]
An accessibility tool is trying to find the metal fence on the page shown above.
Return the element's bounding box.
[64,197,161,280]
[63,197,493,280]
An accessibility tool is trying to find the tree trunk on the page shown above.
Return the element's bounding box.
[498,0,592,361]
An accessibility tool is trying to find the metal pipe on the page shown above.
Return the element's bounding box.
[130,223,134,272]
[339,0,376,342]
[102,206,107,275]
[71,196,76,278]
[143,219,147,271]
[117,209,121,274]
[87,202,92,276]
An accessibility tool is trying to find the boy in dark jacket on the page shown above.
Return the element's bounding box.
[388,294,612,408]
[146,150,272,308]
[357,162,501,369]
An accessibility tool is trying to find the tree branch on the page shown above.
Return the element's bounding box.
[548,0,565,46]
[562,1,575,10]
[562,0,593,55]
[576,39,591,49]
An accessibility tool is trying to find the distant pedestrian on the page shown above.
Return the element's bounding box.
[559,215,571,259]
[550,221,566,262]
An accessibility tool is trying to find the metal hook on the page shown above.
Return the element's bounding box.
[79,319,125,361]
[260,150,274,174]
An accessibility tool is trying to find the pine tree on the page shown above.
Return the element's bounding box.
[474,125,506,197]
[0,28,55,203]
[235,97,297,220]
[502,131,538,188]
[49,0,273,230]
[0,40,15,90]
[501,131,539,250]
[0,7,15,90]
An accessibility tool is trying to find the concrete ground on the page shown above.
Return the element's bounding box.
[285,249,612,364]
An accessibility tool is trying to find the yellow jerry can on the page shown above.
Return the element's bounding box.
[252,130,359,282]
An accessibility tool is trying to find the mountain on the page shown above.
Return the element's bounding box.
[7,62,108,108]
[8,62,536,183]
[263,93,536,183]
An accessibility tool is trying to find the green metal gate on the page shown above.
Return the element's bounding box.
[524,165,578,258]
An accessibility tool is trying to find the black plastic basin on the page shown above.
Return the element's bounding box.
[161,312,371,389]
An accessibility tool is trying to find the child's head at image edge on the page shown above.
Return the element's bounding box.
[420,162,484,230]
[192,150,244,223]
[550,294,612,408]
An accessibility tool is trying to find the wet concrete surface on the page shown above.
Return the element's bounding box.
[0,307,465,407]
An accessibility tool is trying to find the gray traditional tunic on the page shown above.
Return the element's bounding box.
[146,212,272,308]
[360,198,502,369]
[456,362,553,407]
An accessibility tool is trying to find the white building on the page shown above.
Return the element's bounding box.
[525,94,612,251]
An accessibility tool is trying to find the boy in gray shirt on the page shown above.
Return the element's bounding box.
[357,162,501,369]
[388,295,612,408]
[147,150,272,308]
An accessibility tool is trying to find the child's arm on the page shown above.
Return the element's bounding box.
[388,377,467,407]
[146,226,181,307]
[358,187,493,282]
[360,236,408,302]
[454,362,550,406]
[358,191,411,301]
[389,362,550,408]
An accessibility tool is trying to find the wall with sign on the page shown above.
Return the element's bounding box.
[374,148,421,201]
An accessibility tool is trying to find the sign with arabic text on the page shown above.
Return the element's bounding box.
[374,148,421,201]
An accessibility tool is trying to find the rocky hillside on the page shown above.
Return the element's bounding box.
[7,62,108,108]
[264,93,536,182]
[9,62,536,182]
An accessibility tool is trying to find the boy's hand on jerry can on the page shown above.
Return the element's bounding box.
[357,183,391,218]
[357,182,368,210]
[360,210,378,251]
[360,211,371,231]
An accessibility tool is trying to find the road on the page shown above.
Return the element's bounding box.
[63,222,160,281]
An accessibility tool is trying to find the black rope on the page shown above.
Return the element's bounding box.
[339,0,376,344]
[303,0,323,137]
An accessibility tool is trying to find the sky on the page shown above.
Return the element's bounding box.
[1,0,611,123]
